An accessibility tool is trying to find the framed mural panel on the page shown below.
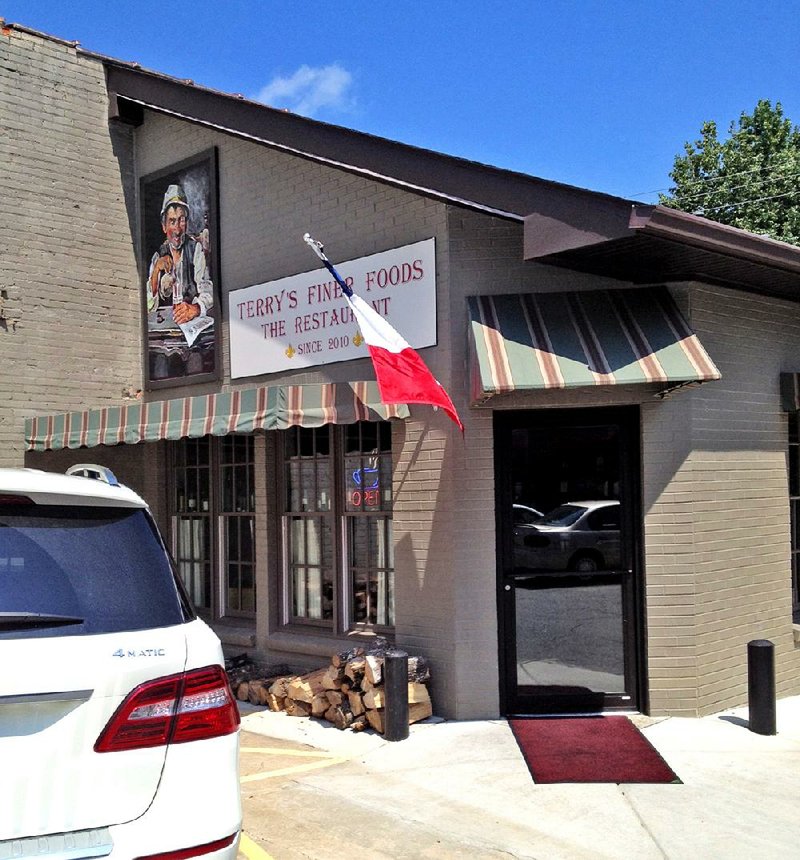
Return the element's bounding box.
[140,148,221,390]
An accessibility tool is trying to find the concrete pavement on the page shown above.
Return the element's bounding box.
[237,696,800,859]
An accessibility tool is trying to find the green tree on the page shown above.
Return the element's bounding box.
[660,99,800,245]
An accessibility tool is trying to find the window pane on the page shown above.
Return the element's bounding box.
[241,566,255,612]
[345,423,360,453]
[287,462,301,511]
[300,461,315,511]
[316,427,330,457]
[347,515,393,627]
[353,569,368,623]
[241,518,254,562]
[379,421,392,451]
[360,422,378,453]
[299,427,315,457]
[316,460,332,510]
[380,456,392,506]
[222,466,234,513]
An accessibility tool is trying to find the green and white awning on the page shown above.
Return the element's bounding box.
[468,288,720,401]
[25,382,408,453]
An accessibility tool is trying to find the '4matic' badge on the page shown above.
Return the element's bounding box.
[112,647,167,658]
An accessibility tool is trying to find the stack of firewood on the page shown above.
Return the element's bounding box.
[233,643,432,734]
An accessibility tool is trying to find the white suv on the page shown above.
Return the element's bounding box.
[0,466,241,859]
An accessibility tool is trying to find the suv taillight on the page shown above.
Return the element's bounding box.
[94,665,240,753]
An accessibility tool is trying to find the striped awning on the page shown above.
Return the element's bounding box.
[468,288,720,400]
[25,382,408,453]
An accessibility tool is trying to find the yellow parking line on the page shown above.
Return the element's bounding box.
[240,746,341,758]
[240,756,348,783]
[239,831,274,860]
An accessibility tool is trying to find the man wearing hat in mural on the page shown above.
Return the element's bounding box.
[146,184,214,380]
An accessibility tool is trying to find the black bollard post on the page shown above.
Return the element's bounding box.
[384,648,409,742]
[747,639,776,735]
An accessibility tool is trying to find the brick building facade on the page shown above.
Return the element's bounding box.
[3,22,800,719]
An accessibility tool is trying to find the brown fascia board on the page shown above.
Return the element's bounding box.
[102,62,636,221]
[631,205,800,273]
[525,197,800,275]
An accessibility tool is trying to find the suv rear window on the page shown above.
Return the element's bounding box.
[0,504,190,639]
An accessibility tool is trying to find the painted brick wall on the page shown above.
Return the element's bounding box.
[0,29,143,468]
[441,209,656,718]
[645,284,800,715]
[445,213,800,718]
[135,111,478,707]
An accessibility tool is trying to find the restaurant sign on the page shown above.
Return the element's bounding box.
[228,239,436,378]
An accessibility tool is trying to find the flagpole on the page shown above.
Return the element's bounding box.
[303,233,464,432]
[303,233,353,297]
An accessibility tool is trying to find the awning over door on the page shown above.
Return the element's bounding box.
[468,287,720,401]
[25,382,408,453]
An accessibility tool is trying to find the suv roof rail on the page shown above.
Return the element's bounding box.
[66,464,120,487]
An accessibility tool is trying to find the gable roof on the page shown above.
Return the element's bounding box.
[9,20,800,299]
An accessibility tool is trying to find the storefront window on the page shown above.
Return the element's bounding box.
[220,435,256,615]
[282,421,394,629]
[172,438,212,611]
[170,435,255,620]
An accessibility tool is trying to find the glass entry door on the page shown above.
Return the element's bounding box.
[495,408,644,715]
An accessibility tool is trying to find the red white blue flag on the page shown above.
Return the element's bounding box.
[304,234,463,432]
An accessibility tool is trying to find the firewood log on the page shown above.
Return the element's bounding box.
[247,680,266,706]
[365,709,384,733]
[407,656,431,683]
[347,690,366,716]
[331,646,365,668]
[311,693,329,717]
[364,654,383,686]
[268,676,293,698]
[325,690,344,706]
[236,681,250,702]
[287,669,326,703]
[330,704,355,730]
[409,700,433,724]
[266,692,285,712]
[364,699,432,733]
[284,698,312,717]
[344,657,366,682]
[363,683,430,710]
[362,688,383,710]
[321,665,345,690]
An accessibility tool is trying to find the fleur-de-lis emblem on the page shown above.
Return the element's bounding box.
[285,344,296,359]
[353,332,364,347]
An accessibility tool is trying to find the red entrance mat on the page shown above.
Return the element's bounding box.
[509,716,680,784]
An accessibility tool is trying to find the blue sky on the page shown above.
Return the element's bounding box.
[4,1,800,202]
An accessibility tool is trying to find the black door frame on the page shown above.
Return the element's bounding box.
[494,406,648,716]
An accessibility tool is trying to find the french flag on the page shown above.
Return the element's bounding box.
[304,235,464,432]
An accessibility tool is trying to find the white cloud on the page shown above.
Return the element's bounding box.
[254,64,354,117]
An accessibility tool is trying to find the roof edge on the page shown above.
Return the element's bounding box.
[631,205,800,272]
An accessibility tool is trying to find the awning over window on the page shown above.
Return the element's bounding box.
[468,287,720,401]
[25,382,408,453]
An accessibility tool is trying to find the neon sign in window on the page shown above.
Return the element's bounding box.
[348,464,380,510]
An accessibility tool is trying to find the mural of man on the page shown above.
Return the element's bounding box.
[146,184,214,380]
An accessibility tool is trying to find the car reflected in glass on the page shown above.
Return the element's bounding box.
[513,500,621,574]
